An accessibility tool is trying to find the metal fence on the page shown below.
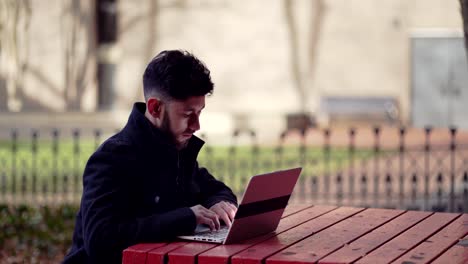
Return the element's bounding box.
[0,126,467,213]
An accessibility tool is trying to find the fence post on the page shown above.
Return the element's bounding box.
[373,126,381,207]
[410,172,418,210]
[336,171,343,206]
[276,132,286,169]
[360,161,368,207]
[307,128,319,203]
[21,160,27,200]
[435,172,444,211]
[32,130,38,198]
[449,127,457,212]
[250,130,259,176]
[223,143,233,187]
[11,129,18,201]
[463,171,468,212]
[63,159,69,203]
[398,127,405,208]
[275,133,286,196]
[348,128,356,204]
[299,129,307,202]
[94,129,102,150]
[424,126,431,211]
[231,130,242,192]
[323,129,331,203]
[41,159,49,204]
[52,129,59,200]
[73,129,80,201]
[0,158,5,200]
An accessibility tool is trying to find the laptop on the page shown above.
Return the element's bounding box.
[177,167,302,244]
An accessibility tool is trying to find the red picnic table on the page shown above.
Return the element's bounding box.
[123,204,468,264]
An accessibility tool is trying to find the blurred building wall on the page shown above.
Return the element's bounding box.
[0,0,463,140]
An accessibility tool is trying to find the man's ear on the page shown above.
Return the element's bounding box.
[147,97,163,119]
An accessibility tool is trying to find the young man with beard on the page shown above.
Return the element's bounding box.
[63,50,238,263]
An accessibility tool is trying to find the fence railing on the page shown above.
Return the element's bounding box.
[0,126,467,213]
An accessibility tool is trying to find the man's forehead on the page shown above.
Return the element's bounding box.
[170,96,205,111]
[182,104,205,111]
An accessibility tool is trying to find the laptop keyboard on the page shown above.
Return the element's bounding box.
[193,226,229,242]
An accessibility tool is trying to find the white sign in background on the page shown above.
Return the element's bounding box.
[411,32,468,129]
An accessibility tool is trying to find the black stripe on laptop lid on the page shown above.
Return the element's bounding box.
[234,194,291,220]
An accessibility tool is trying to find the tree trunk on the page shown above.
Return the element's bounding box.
[460,0,468,62]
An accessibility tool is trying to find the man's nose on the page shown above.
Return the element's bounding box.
[189,115,200,131]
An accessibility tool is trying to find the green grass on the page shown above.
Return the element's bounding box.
[0,140,380,195]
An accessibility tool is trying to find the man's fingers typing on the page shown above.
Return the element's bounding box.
[209,201,238,227]
[219,201,237,222]
[191,205,219,230]
[225,202,237,221]
[217,209,231,227]
[201,217,215,230]
[192,202,239,230]
[204,211,220,230]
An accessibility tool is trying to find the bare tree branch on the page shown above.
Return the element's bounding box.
[460,0,468,62]
[284,0,325,113]
[284,0,306,112]
[0,0,31,111]
[308,0,324,92]
[62,0,95,110]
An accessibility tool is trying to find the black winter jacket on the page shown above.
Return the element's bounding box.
[63,103,237,263]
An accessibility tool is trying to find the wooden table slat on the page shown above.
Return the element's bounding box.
[431,234,468,264]
[392,214,468,264]
[146,242,189,264]
[198,205,337,264]
[122,243,168,264]
[265,208,405,264]
[355,212,460,264]
[282,204,314,217]
[318,210,432,264]
[230,207,365,264]
[275,205,338,234]
[167,242,218,264]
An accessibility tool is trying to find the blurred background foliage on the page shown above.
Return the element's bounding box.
[0,204,78,262]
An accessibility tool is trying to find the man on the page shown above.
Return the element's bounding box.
[63,50,238,263]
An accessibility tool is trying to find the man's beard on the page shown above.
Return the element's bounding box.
[160,111,189,150]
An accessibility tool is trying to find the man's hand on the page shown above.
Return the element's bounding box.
[209,201,237,227]
[190,205,220,230]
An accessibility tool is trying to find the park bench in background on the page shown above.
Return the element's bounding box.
[320,96,400,125]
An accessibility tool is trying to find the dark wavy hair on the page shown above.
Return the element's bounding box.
[143,50,214,101]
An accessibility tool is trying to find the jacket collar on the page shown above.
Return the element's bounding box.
[123,102,205,156]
